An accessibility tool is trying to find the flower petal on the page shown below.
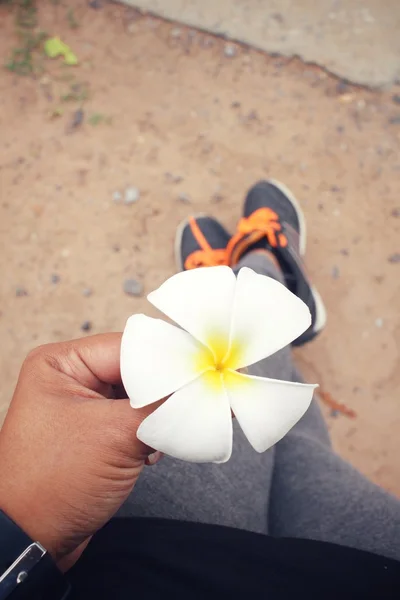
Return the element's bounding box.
[121,314,209,408]
[137,372,233,463]
[225,370,317,452]
[147,266,236,359]
[229,268,312,369]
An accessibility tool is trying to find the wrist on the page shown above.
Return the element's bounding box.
[0,486,63,562]
[0,509,71,599]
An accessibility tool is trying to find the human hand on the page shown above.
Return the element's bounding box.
[0,334,160,568]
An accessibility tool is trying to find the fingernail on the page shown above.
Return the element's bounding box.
[146,451,162,466]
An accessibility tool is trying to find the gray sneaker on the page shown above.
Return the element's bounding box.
[175,215,231,271]
[227,180,326,346]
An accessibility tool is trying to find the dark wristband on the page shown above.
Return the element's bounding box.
[0,511,70,600]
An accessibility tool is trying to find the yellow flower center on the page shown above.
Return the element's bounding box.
[195,333,243,391]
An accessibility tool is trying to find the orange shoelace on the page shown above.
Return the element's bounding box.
[184,217,229,270]
[226,207,287,266]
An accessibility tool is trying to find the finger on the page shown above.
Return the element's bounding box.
[67,333,123,386]
[145,451,163,466]
[34,333,123,393]
[109,397,166,459]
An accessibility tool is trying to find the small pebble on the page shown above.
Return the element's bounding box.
[388,115,400,125]
[170,27,182,38]
[81,321,92,332]
[388,252,400,264]
[165,172,183,184]
[112,243,121,253]
[391,208,400,218]
[375,318,383,328]
[331,266,340,279]
[51,273,60,284]
[336,80,349,95]
[212,192,224,204]
[231,101,241,108]
[70,109,84,130]
[224,44,237,58]
[113,191,122,203]
[178,193,191,204]
[392,94,400,105]
[330,409,339,418]
[200,36,214,48]
[82,287,93,297]
[16,287,28,297]
[123,278,143,297]
[340,248,349,256]
[124,186,140,205]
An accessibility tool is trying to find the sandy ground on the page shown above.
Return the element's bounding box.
[0,1,399,494]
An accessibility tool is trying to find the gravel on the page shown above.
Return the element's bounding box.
[113,191,122,203]
[124,186,140,205]
[170,27,182,39]
[82,287,93,297]
[51,273,60,284]
[81,321,92,332]
[123,278,143,297]
[16,287,28,297]
[178,193,191,204]
[331,265,340,279]
[388,252,400,264]
[224,44,237,58]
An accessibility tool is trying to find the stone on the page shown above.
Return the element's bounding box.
[331,265,340,279]
[178,193,191,204]
[388,252,400,264]
[81,321,92,332]
[70,109,84,130]
[165,172,183,184]
[392,94,400,105]
[170,27,182,38]
[82,288,93,297]
[391,208,400,218]
[124,186,140,205]
[113,191,122,203]
[123,278,143,297]
[375,318,383,328]
[51,273,60,284]
[224,44,237,58]
[16,287,28,297]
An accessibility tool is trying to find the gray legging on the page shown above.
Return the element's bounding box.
[118,252,400,562]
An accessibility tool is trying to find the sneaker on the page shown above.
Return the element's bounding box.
[226,180,327,345]
[175,215,231,271]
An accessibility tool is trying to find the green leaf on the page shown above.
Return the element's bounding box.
[44,37,78,65]
[64,50,78,65]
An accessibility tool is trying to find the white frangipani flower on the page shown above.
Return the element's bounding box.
[121,266,317,463]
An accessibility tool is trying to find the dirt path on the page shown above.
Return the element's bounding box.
[0,1,399,493]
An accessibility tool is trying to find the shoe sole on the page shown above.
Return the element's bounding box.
[174,213,206,271]
[268,179,327,338]
[267,178,307,255]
